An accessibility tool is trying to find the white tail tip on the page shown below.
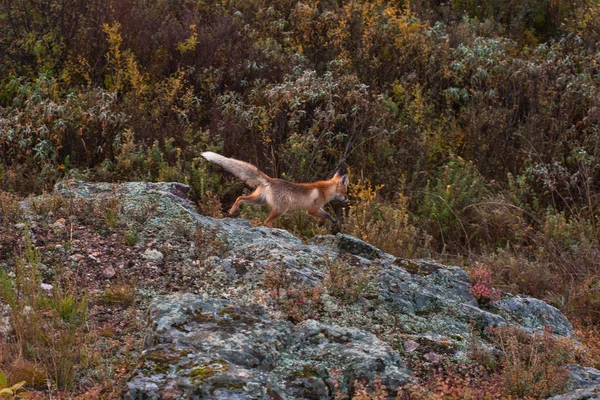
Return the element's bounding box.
[201,151,219,161]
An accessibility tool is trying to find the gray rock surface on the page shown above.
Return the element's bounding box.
[546,384,600,400]
[544,365,600,400]
[128,295,409,399]
[34,181,587,399]
[567,364,600,390]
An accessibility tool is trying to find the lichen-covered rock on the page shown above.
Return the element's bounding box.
[49,181,574,341]
[567,365,600,390]
[492,296,573,337]
[0,304,12,340]
[310,233,389,260]
[129,295,290,399]
[128,295,410,399]
[546,384,600,400]
[40,181,585,398]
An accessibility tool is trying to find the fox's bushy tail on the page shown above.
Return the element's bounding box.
[201,152,270,187]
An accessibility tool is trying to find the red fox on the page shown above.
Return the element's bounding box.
[201,152,349,228]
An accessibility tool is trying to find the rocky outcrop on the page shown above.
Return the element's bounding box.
[27,181,598,399]
[547,385,600,400]
[128,295,410,399]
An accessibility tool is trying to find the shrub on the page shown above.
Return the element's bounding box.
[401,362,506,399]
[419,156,489,252]
[491,325,574,398]
[342,177,431,258]
[0,192,22,225]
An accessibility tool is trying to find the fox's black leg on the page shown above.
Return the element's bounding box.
[307,208,337,224]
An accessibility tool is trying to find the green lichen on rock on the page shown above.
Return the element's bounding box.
[140,348,192,376]
[140,361,171,375]
[190,360,230,384]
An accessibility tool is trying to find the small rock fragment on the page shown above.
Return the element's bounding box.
[41,283,53,291]
[143,249,164,261]
[51,218,66,230]
[403,340,419,353]
[424,352,440,363]
[103,266,117,279]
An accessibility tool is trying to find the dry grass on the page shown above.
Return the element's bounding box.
[341,178,431,259]
[262,263,324,323]
[0,192,23,225]
[100,283,136,308]
[491,325,575,399]
[0,227,101,392]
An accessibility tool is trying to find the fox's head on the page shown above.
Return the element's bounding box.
[332,169,349,204]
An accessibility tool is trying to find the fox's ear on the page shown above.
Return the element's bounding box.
[340,174,349,187]
[335,168,346,177]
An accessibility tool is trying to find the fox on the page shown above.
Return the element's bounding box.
[201,152,349,228]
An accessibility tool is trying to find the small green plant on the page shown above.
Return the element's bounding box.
[101,197,122,229]
[0,372,26,397]
[123,227,138,246]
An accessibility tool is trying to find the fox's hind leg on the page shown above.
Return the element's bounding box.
[229,188,265,216]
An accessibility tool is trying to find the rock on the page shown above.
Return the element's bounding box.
[31,181,591,399]
[128,295,410,398]
[311,233,389,260]
[50,218,66,230]
[102,266,117,279]
[492,296,573,337]
[41,283,53,291]
[547,365,600,400]
[546,384,600,400]
[567,365,600,390]
[404,340,419,352]
[48,183,579,345]
[143,249,164,261]
[423,352,441,363]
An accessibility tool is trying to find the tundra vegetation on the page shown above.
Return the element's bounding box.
[1,0,600,397]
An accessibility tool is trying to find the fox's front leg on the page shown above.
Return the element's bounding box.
[307,208,337,225]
